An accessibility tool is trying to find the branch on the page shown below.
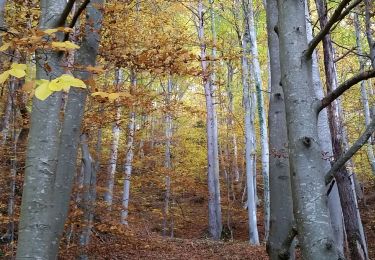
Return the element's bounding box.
[56,0,77,27]
[305,0,352,58]
[278,225,298,260]
[331,0,362,31]
[325,117,375,185]
[63,0,91,41]
[318,69,375,112]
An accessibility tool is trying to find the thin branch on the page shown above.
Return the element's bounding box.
[331,0,362,31]
[318,69,375,112]
[278,225,298,260]
[57,0,77,27]
[63,0,91,41]
[305,0,352,58]
[325,116,375,184]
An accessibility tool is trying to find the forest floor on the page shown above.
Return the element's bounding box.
[1,153,374,259]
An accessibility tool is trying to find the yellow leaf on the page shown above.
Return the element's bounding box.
[48,80,64,91]
[92,91,109,98]
[0,71,9,84]
[8,69,26,78]
[57,74,86,89]
[44,28,59,35]
[35,81,53,101]
[51,41,80,50]
[108,93,120,101]
[11,63,27,71]
[0,42,11,51]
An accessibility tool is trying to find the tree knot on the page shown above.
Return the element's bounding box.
[302,136,311,147]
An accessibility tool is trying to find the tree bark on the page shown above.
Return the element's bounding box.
[121,71,137,225]
[354,12,375,175]
[314,0,368,258]
[45,1,104,257]
[16,0,66,258]
[197,0,222,240]
[304,5,345,255]
[104,68,123,207]
[275,0,339,258]
[243,0,270,241]
[265,0,294,258]
[240,13,259,244]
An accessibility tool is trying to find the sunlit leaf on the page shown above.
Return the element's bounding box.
[108,93,120,101]
[11,63,27,71]
[35,81,53,101]
[92,91,109,98]
[51,41,80,50]
[44,28,59,35]
[0,42,11,51]
[0,71,9,84]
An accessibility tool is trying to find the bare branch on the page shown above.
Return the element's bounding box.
[57,0,77,27]
[278,225,298,260]
[325,116,375,185]
[305,0,353,58]
[318,69,375,112]
[63,0,91,41]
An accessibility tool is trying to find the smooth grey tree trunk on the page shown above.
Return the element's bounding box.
[265,0,295,258]
[364,0,374,69]
[197,0,222,240]
[354,13,375,175]
[243,0,270,241]
[16,0,66,258]
[104,68,123,207]
[276,0,339,258]
[225,63,240,183]
[79,133,96,260]
[45,1,104,258]
[314,1,368,258]
[304,5,345,256]
[241,25,259,245]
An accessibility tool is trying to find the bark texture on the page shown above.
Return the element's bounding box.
[276,0,339,258]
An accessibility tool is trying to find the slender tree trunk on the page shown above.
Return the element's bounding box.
[364,0,375,69]
[355,13,375,175]
[79,133,96,260]
[104,68,123,207]
[238,0,260,244]
[165,77,173,169]
[240,29,259,245]
[275,0,339,258]
[243,0,270,241]
[197,0,222,240]
[265,0,295,258]
[121,72,137,225]
[225,63,240,183]
[16,0,66,258]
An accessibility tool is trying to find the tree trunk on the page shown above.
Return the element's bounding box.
[197,0,222,240]
[314,0,368,258]
[79,133,96,260]
[355,13,375,175]
[121,72,137,225]
[243,0,270,241]
[265,0,294,258]
[16,0,66,258]
[104,68,123,207]
[304,5,345,255]
[46,1,104,257]
[275,0,339,258]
